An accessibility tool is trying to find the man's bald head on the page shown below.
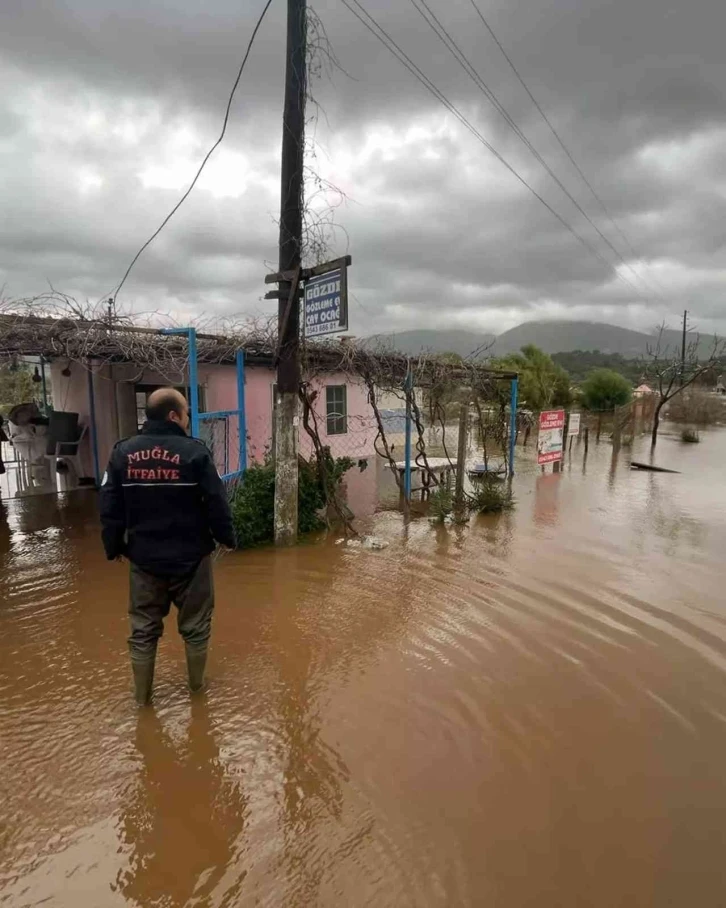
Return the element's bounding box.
[145,388,190,433]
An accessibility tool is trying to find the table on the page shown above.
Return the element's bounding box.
[392,456,457,502]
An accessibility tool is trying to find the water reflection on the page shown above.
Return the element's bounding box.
[115,701,248,907]
[2,430,726,906]
[533,473,561,527]
[0,499,10,554]
[269,547,349,904]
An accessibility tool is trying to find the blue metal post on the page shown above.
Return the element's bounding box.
[236,350,247,473]
[87,363,101,487]
[188,327,199,439]
[404,363,412,504]
[161,327,199,438]
[508,377,519,477]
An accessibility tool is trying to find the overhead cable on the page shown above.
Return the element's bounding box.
[112,0,274,301]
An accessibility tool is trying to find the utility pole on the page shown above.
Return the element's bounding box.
[274,0,306,545]
[680,309,688,387]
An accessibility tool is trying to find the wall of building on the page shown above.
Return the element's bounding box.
[49,359,377,480]
[243,366,376,464]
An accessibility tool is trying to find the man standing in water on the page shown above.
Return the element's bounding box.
[100,388,235,705]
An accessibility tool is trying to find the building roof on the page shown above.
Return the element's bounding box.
[0,311,517,388]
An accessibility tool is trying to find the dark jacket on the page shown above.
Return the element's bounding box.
[99,420,235,575]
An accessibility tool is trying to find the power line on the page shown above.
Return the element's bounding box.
[467,0,668,301]
[409,0,657,302]
[339,0,644,296]
[111,0,274,302]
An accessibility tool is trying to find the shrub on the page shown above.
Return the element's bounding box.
[469,478,515,514]
[428,486,453,523]
[230,463,275,549]
[681,428,700,444]
[668,390,724,426]
[229,452,353,549]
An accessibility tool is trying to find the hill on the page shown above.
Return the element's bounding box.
[363,329,495,359]
[491,321,655,357]
[364,320,718,359]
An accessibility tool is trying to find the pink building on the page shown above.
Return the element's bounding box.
[1,315,390,513]
[48,356,377,482]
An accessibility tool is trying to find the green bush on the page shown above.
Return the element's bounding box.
[580,369,632,411]
[681,428,700,444]
[229,452,353,549]
[428,486,453,523]
[469,478,515,514]
[230,463,275,549]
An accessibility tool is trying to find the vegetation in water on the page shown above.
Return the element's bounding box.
[667,389,725,427]
[681,428,700,444]
[428,486,453,524]
[469,478,515,514]
[229,452,353,549]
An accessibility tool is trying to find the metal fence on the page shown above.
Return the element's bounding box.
[164,328,247,484]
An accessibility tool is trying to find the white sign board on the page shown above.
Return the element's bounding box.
[568,412,581,436]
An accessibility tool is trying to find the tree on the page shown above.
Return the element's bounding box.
[580,369,632,411]
[494,344,572,411]
[0,363,37,414]
[552,350,644,385]
[643,324,726,447]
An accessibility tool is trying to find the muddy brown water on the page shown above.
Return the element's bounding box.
[2,429,726,907]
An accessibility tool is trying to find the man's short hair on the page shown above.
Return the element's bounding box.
[145,388,187,422]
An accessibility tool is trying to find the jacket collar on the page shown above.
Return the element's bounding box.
[141,420,189,439]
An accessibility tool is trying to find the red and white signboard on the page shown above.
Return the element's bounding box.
[537,409,566,465]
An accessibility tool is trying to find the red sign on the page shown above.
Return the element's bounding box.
[537,409,565,465]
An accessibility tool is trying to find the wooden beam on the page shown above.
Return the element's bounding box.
[264,254,352,285]
[264,289,303,300]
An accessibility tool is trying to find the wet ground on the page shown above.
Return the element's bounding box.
[2,427,726,907]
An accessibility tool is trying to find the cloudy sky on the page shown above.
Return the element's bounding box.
[2,0,726,337]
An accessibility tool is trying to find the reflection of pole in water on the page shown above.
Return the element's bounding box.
[533,473,562,527]
[0,499,9,553]
[115,702,248,906]
[270,545,348,904]
[582,426,590,474]
[608,446,619,490]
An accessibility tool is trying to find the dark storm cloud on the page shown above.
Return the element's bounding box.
[2,0,726,335]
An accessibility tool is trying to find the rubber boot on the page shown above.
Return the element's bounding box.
[185,644,208,693]
[130,655,155,706]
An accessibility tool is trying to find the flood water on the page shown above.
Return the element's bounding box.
[2,428,726,907]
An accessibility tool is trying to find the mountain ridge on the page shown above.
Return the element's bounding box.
[364,320,718,359]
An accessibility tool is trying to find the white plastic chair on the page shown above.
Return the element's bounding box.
[46,424,87,482]
[7,424,51,493]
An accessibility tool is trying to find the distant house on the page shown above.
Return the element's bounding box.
[634,383,656,397]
